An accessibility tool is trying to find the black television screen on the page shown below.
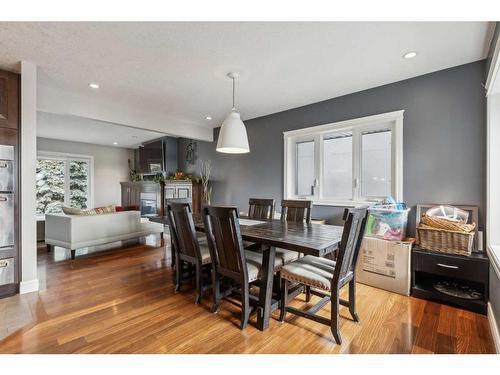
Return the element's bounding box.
[137,140,164,173]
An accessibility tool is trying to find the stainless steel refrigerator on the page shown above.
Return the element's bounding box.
[0,145,16,289]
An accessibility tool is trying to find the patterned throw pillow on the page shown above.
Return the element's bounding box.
[62,206,84,215]
[81,205,117,216]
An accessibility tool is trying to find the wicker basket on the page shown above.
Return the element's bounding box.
[420,213,476,232]
[417,225,474,256]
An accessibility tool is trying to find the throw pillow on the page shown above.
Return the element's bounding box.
[81,204,117,215]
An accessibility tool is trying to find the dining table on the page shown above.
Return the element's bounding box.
[150,213,344,331]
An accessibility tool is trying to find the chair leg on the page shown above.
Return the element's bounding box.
[70,249,76,260]
[305,285,311,302]
[195,263,202,304]
[279,278,289,322]
[331,286,342,345]
[171,245,176,268]
[46,244,52,253]
[349,279,359,322]
[174,255,182,292]
[210,270,220,313]
[240,284,250,330]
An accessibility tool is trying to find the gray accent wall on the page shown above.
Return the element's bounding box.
[179,61,487,234]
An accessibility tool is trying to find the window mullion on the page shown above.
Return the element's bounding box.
[315,134,322,200]
[352,129,361,201]
[64,159,70,206]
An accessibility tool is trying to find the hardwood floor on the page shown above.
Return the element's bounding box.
[0,236,495,354]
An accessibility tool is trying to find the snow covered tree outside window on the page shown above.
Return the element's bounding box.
[36,157,90,215]
[36,159,65,214]
[69,161,88,210]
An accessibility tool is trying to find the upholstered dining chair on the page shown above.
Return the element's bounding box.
[280,199,313,224]
[248,198,275,220]
[202,206,281,329]
[167,202,212,304]
[278,206,368,345]
[244,198,275,251]
[273,199,314,267]
[166,198,204,267]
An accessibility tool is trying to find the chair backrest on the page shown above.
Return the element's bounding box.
[166,197,192,209]
[167,202,202,262]
[280,199,312,223]
[248,198,275,220]
[203,206,248,282]
[332,207,369,288]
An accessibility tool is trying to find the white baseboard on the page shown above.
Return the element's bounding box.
[488,302,500,353]
[19,279,39,295]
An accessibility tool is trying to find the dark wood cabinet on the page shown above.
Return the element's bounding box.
[0,70,20,130]
[412,247,489,314]
[0,69,20,299]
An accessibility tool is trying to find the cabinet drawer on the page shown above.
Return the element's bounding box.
[413,251,488,283]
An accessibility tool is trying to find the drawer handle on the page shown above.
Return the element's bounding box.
[0,162,8,168]
[0,197,7,202]
[0,261,8,268]
[437,263,459,270]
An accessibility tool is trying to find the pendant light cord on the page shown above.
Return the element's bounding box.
[232,76,236,109]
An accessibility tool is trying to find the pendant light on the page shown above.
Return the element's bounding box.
[216,72,250,154]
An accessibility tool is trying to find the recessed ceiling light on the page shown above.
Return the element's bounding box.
[403,51,417,59]
[89,83,100,89]
[113,142,118,145]
[205,116,212,120]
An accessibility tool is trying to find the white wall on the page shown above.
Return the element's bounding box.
[20,61,39,294]
[37,137,134,207]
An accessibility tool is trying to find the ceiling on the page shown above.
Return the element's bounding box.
[0,22,495,143]
[37,112,166,148]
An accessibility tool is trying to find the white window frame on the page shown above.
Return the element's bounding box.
[284,110,404,207]
[36,151,95,214]
[486,34,500,281]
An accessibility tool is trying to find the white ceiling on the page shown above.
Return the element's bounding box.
[0,22,495,143]
[37,111,166,148]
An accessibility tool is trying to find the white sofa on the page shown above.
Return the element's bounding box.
[45,210,164,259]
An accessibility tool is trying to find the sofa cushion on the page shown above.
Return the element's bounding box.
[62,205,83,215]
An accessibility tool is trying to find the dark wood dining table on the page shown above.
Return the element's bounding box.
[150,214,344,331]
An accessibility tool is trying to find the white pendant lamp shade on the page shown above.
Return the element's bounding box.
[216,108,250,153]
[216,72,250,154]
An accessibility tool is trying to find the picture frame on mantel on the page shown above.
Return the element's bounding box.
[415,204,480,253]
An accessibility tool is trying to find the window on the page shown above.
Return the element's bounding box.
[323,132,353,199]
[36,152,93,215]
[296,141,315,196]
[284,111,403,206]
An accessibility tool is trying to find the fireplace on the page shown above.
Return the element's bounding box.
[140,192,158,217]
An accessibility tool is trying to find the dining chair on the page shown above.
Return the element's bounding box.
[280,199,312,223]
[166,197,202,267]
[273,199,314,268]
[248,198,275,220]
[278,206,368,345]
[203,206,281,329]
[244,198,275,251]
[167,202,212,304]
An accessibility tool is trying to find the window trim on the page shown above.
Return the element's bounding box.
[283,110,404,207]
[37,150,95,214]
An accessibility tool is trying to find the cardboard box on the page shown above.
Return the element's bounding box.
[355,237,413,296]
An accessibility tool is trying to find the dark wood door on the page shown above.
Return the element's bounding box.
[0,70,20,130]
[0,69,19,299]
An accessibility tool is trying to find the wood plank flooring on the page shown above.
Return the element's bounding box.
[0,236,495,354]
